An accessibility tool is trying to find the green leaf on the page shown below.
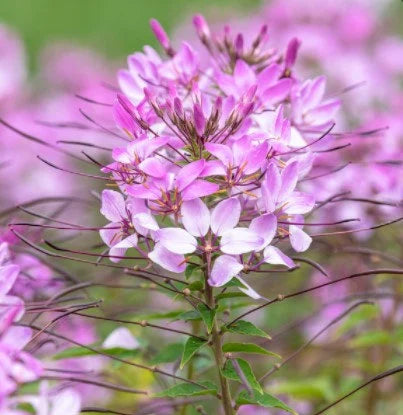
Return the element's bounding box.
[185,263,199,279]
[138,309,184,320]
[222,343,281,358]
[188,281,204,291]
[180,336,207,369]
[216,292,248,301]
[226,320,271,339]
[53,346,140,360]
[150,343,184,365]
[176,310,202,322]
[348,329,391,348]
[222,358,263,393]
[273,378,334,401]
[155,381,217,398]
[337,304,378,335]
[236,390,297,414]
[197,304,216,333]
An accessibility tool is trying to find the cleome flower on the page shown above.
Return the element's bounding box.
[96,15,344,291]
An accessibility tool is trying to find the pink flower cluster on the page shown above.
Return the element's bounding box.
[99,16,340,291]
[0,240,81,415]
[260,0,403,228]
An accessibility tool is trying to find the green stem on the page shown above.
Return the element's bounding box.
[204,270,234,415]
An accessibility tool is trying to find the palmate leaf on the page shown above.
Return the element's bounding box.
[225,320,271,339]
[180,336,208,369]
[222,358,263,393]
[197,303,216,333]
[236,390,298,414]
[150,342,184,365]
[222,342,281,359]
[155,381,218,398]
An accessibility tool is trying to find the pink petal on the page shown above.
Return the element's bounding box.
[244,141,269,174]
[113,99,136,136]
[181,198,210,237]
[0,264,20,295]
[234,59,256,92]
[283,192,315,214]
[279,161,299,202]
[262,78,292,104]
[261,163,281,212]
[100,223,121,248]
[109,234,138,262]
[249,214,277,250]
[156,228,197,254]
[51,389,81,415]
[193,103,205,136]
[133,212,159,233]
[200,160,226,176]
[220,228,264,255]
[211,197,241,236]
[304,76,326,111]
[149,243,186,273]
[306,99,340,125]
[139,157,166,178]
[208,255,243,287]
[103,327,139,350]
[181,179,219,201]
[175,159,205,191]
[263,246,295,268]
[289,226,312,252]
[205,142,233,167]
[237,277,262,299]
[257,63,281,87]
[101,190,127,222]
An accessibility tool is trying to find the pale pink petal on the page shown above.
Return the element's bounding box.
[181,179,219,201]
[175,159,205,191]
[139,157,166,178]
[261,163,281,212]
[220,228,264,254]
[262,78,292,104]
[283,192,315,214]
[50,389,81,415]
[100,190,127,222]
[249,214,277,250]
[133,212,159,233]
[304,76,326,111]
[200,160,226,176]
[289,226,312,252]
[149,243,186,273]
[236,277,262,299]
[306,100,340,125]
[181,198,210,237]
[279,161,299,202]
[208,255,243,287]
[211,197,241,236]
[205,143,233,167]
[156,228,197,254]
[263,246,295,268]
[109,234,138,262]
[100,223,120,248]
[0,264,20,295]
[234,59,255,92]
[244,141,269,174]
[103,327,139,350]
[257,63,281,87]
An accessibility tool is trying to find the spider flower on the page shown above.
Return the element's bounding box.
[98,15,343,292]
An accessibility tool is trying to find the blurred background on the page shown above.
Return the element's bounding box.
[0,0,262,73]
[0,1,402,414]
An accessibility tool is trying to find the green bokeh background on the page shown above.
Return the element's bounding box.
[0,0,262,73]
